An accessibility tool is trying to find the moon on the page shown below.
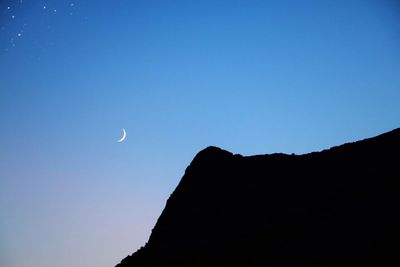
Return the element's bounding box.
[117,128,127,143]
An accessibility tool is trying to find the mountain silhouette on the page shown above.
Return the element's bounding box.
[116,128,400,267]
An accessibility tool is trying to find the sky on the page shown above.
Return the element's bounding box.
[0,0,399,267]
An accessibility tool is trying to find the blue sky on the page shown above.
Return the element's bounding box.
[1,1,399,267]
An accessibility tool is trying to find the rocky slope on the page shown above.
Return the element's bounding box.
[116,128,400,267]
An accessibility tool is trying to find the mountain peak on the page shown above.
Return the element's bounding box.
[193,146,233,160]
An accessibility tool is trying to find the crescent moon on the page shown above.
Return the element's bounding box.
[117,128,127,143]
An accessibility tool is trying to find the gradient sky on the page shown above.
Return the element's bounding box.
[0,1,399,267]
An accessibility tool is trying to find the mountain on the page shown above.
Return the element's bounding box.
[116,128,400,267]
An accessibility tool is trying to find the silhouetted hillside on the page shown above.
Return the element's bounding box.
[116,128,400,267]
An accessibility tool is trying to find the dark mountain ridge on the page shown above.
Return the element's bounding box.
[116,128,400,267]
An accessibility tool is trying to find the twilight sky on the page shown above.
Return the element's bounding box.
[0,1,399,267]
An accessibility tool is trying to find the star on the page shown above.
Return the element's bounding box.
[11,15,15,19]
[43,6,47,9]
[17,33,22,37]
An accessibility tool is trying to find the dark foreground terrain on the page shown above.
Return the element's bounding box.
[116,128,400,267]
